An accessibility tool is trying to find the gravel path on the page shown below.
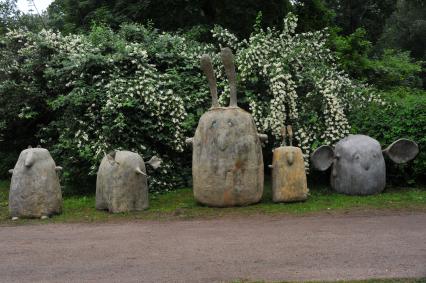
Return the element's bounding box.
[1,212,425,282]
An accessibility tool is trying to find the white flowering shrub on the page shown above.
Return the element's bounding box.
[0,14,380,192]
[0,24,215,193]
[211,13,380,167]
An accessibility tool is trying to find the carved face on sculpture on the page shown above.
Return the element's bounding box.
[194,108,258,154]
[14,147,56,173]
[311,135,419,195]
[187,48,266,207]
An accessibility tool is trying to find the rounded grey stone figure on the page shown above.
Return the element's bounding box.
[186,48,266,207]
[311,135,419,195]
[9,147,63,218]
[96,151,155,213]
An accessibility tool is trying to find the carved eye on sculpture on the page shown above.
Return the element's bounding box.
[373,152,379,159]
[227,120,234,127]
[353,153,361,161]
[210,120,217,129]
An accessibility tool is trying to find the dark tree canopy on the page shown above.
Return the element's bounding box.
[325,0,397,42]
[293,0,334,33]
[47,0,292,38]
[379,0,426,60]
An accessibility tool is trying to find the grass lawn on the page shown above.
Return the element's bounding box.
[0,179,425,225]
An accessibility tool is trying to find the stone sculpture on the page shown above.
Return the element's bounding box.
[9,146,63,219]
[269,125,308,202]
[310,135,419,195]
[186,48,267,207]
[96,150,161,213]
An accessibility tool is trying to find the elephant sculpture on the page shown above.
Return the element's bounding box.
[310,135,418,195]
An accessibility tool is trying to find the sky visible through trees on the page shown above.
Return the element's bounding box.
[16,0,52,13]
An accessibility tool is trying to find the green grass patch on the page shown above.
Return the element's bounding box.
[1,180,425,225]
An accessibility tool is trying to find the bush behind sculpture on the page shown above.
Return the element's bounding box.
[1,14,415,194]
[349,87,426,184]
[0,24,213,194]
[211,13,382,167]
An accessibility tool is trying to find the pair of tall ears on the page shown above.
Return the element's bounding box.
[311,138,419,171]
[280,125,293,146]
[200,47,237,108]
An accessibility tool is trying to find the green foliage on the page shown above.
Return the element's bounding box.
[365,49,422,88]
[349,87,426,184]
[0,0,19,34]
[379,0,426,60]
[294,0,335,33]
[326,0,398,42]
[213,14,379,168]
[330,28,372,78]
[1,10,423,194]
[0,24,216,194]
[0,27,54,179]
[0,0,47,35]
[47,0,292,38]
[330,28,422,88]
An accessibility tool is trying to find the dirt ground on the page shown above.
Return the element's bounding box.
[0,212,425,282]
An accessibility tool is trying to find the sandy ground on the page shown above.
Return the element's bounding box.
[0,212,425,283]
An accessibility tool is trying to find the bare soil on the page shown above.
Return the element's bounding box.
[1,212,425,282]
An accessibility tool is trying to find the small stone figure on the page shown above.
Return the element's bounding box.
[269,126,308,202]
[310,135,419,195]
[96,150,161,213]
[9,146,63,219]
[186,48,267,207]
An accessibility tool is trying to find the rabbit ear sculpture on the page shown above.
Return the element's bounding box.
[9,147,63,219]
[96,150,161,213]
[311,135,419,195]
[269,125,308,203]
[200,54,219,108]
[186,48,267,207]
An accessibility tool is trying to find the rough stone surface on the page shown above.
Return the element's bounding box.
[9,148,62,218]
[189,48,264,207]
[311,134,419,195]
[271,146,308,202]
[192,107,264,206]
[96,151,148,213]
[332,135,386,195]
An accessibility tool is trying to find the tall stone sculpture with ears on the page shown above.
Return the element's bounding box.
[310,135,419,195]
[8,146,63,219]
[96,150,161,213]
[186,48,267,207]
[269,125,308,202]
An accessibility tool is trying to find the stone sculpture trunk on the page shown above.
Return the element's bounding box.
[188,48,266,207]
[270,126,308,202]
[96,151,149,213]
[9,147,62,218]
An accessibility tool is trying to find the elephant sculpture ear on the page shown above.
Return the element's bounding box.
[310,145,334,171]
[383,139,419,164]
